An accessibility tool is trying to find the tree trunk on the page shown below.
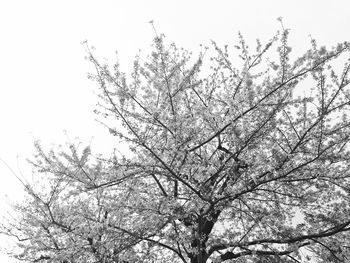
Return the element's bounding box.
[188,208,222,263]
[190,250,207,263]
[190,256,207,263]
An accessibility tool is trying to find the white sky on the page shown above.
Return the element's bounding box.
[0,0,349,261]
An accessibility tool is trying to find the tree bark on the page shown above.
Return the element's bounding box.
[189,209,222,263]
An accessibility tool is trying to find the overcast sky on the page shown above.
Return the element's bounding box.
[0,0,349,261]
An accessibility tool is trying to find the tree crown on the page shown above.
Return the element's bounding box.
[2,27,350,263]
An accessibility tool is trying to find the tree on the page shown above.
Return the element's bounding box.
[2,26,350,263]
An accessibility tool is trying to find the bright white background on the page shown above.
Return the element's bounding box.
[0,0,349,261]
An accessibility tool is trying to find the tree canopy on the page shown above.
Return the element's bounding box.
[2,26,350,263]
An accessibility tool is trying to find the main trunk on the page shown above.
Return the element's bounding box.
[189,237,208,263]
[190,253,207,263]
[188,209,221,263]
